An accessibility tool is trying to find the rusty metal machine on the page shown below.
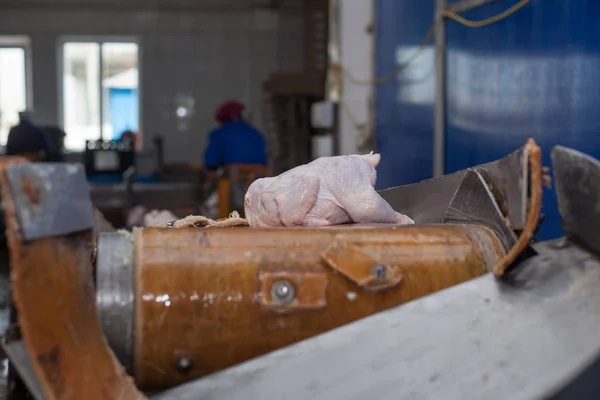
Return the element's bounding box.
[3,139,600,399]
[98,224,503,390]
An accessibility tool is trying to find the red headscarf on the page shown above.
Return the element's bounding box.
[215,100,245,124]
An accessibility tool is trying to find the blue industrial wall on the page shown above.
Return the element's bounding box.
[375,0,435,190]
[376,0,600,240]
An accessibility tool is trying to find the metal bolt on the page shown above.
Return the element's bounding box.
[175,356,194,374]
[370,264,387,279]
[270,280,295,305]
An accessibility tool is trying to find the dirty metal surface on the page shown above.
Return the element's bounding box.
[132,225,499,391]
[443,170,517,252]
[96,232,135,376]
[379,144,527,229]
[4,163,94,241]
[152,240,600,400]
[492,139,542,277]
[0,159,145,400]
[551,146,600,256]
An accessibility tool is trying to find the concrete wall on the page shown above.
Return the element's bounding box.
[339,0,374,155]
[0,1,304,172]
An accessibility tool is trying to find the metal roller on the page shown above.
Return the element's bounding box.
[96,231,135,376]
[96,224,507,391]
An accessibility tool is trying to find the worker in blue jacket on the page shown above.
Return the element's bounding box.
[203,100,268,174]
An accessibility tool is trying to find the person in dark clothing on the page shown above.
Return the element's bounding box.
[42,126,67,162]
[6,111,54,161]
[203,100,268,172]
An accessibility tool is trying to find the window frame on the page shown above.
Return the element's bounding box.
[57,35,142,150]
[0,36,34,145]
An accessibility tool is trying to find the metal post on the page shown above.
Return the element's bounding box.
[98,43,104,141]
[327,0,341,155]
[364,0,377,154]
[433,0,446,177]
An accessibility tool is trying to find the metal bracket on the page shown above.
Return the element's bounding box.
[379,144,528,230]
[4,163,94,241]
[259,272,328,312]
[443,170,517,252]
[320,240,403,291]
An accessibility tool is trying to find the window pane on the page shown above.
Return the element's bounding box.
[102,43,139,143]
[0,48,27,146]
[63,42,100,151]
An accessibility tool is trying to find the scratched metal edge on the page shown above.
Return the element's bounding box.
[150,241,600,400]
[4,163,95,241]
[442,170,517,252]
[551,146,600,257]
[378,145,527,229]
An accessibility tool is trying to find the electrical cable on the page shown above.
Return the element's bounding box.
[443,0,532,28]
[338,0,532,86]
[336,0,532,135]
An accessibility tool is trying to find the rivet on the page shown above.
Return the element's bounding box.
[175,356,194,374]
[270,280,295,305]
[370,264,387,278]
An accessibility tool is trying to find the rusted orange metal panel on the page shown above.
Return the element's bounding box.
[133,224,504,390]
[0,157,145,400]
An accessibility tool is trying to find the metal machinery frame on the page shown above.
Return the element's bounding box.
[156,144,600,400]
[1,139,600,399]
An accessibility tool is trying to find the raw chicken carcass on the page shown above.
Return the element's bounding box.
[244,153,414,228]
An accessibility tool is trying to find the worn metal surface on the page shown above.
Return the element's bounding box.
[4,163,94,241]
[1,341,43,400]
[96,232,135,375]
[443,170,516,251]
[0,159,145,400]
[491,139,542,277]
[379,144,527,229]
[132,225,501,391]
[549,343,600,399]
[152,240,600,400]
[551,146,600,257]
